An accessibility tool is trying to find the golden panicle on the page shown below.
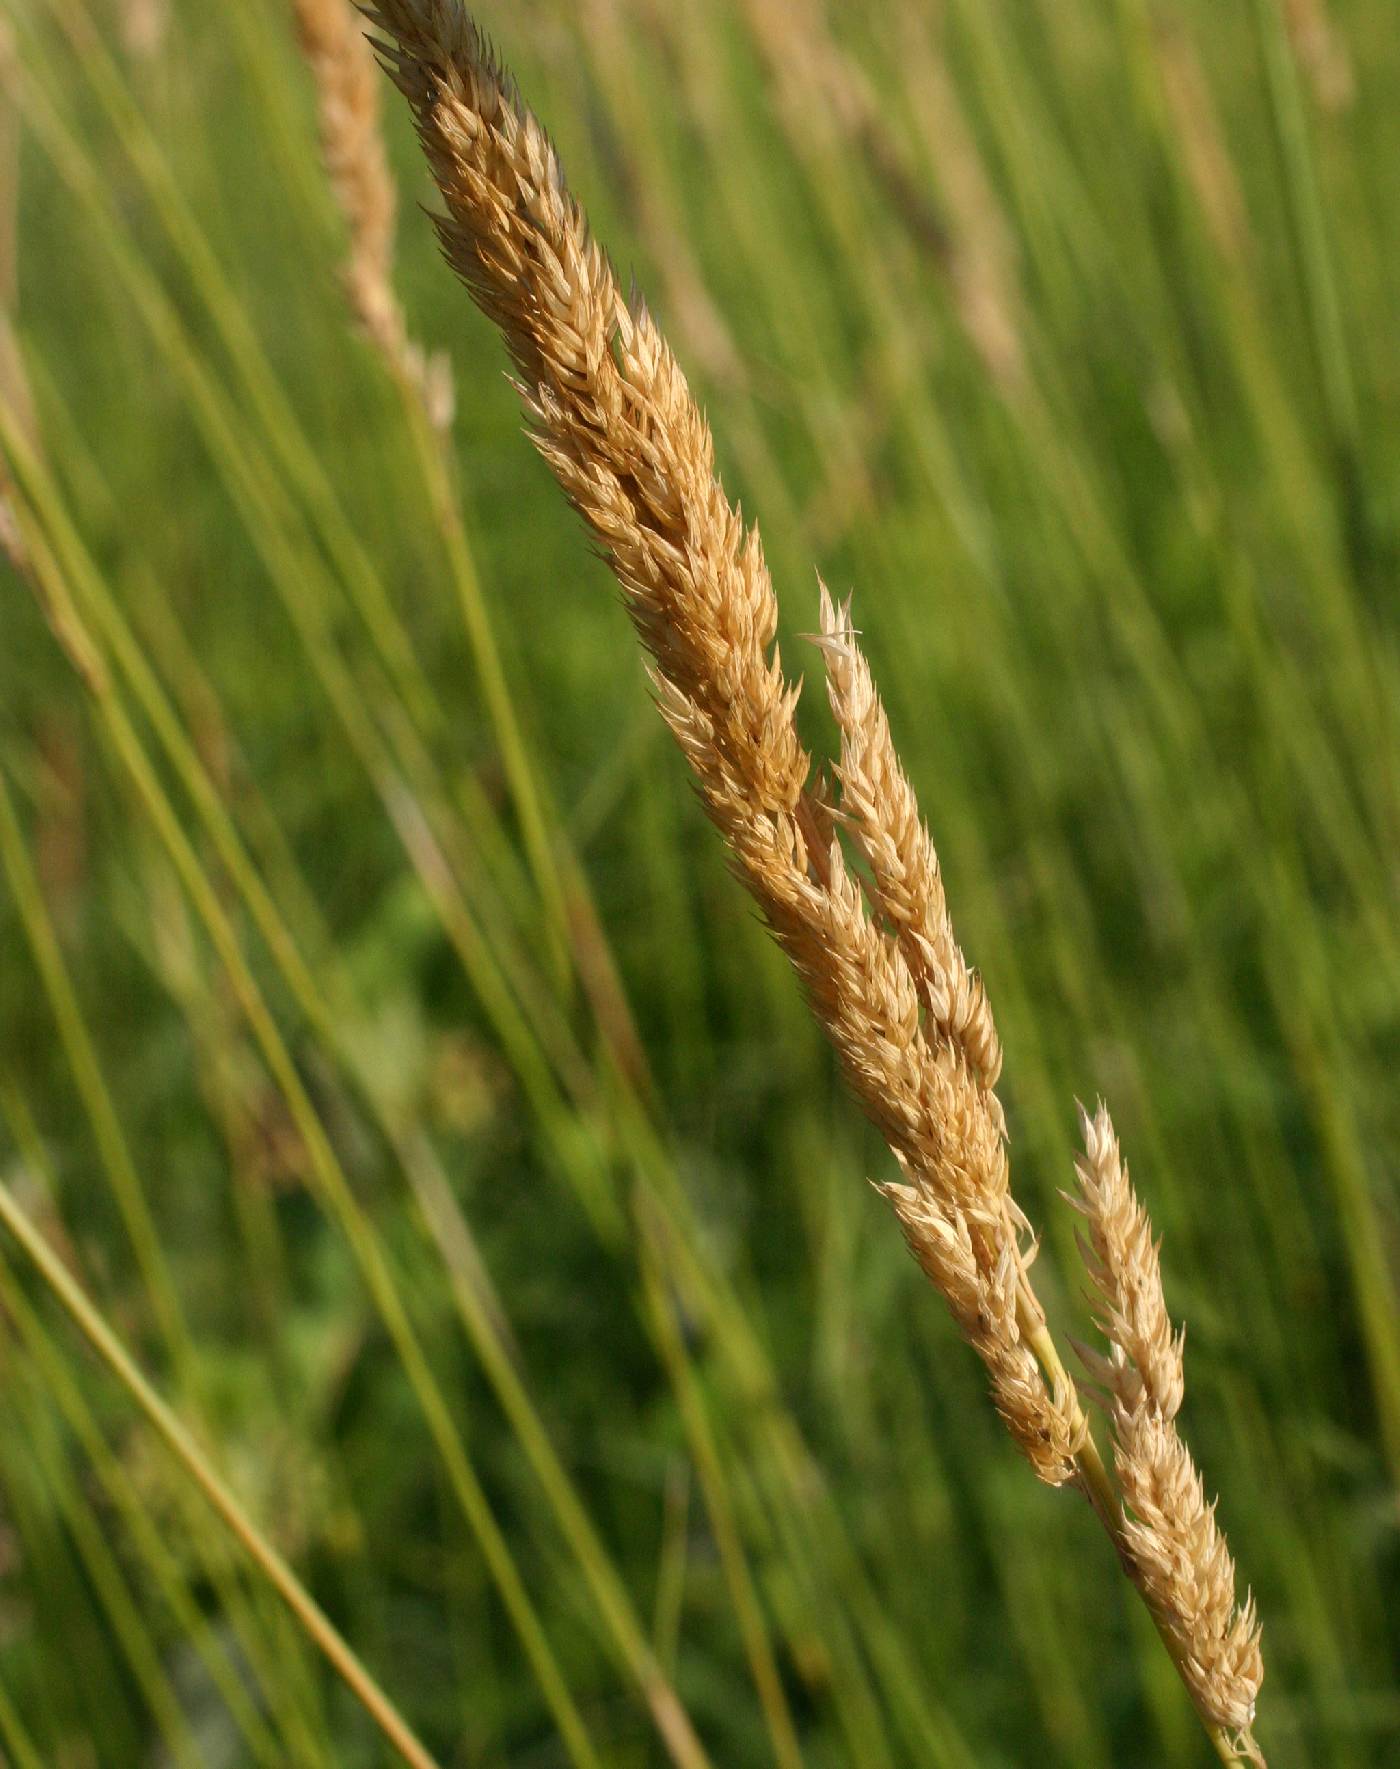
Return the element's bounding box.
[1072,1103,1264,1745]
[1070,1101,1184,1417]
[368,0,1079,1487]
[370,7,1266,1750]
[813,585,1083,1473]
[880,1178,1085,1483]
[293,0,452,427]
[1116,1408,1265,1738]
[816,582,1002,1091]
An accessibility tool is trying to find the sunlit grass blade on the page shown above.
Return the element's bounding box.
[0,1170,442,1769]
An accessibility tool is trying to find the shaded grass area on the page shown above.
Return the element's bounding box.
[0,0,1396,1763]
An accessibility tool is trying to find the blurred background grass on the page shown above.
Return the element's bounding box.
[0,0,1397,1763]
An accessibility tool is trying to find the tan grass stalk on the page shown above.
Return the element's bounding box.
[293,0,452,428]
[736,0,948,266]
[1283,0,1353,113]
[737,0,1026,389]
[1071,1105,1264,1752]
[1153,18,1254,266]
[118,0,170,61]
[890,0,1026,390]
[0,22,34,578]
[365,4,1266,1756]
[815,585,1000,1091]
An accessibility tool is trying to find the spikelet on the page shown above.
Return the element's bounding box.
[879,1179,1084,1483]
[1071,1104,1264,1747]
[293,0,452,427]
[811,584,1085,1477]
[367,0,1082,1487]
[816,584,1001,1090]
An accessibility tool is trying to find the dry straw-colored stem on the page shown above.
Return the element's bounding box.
[365,3,1266,1757]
